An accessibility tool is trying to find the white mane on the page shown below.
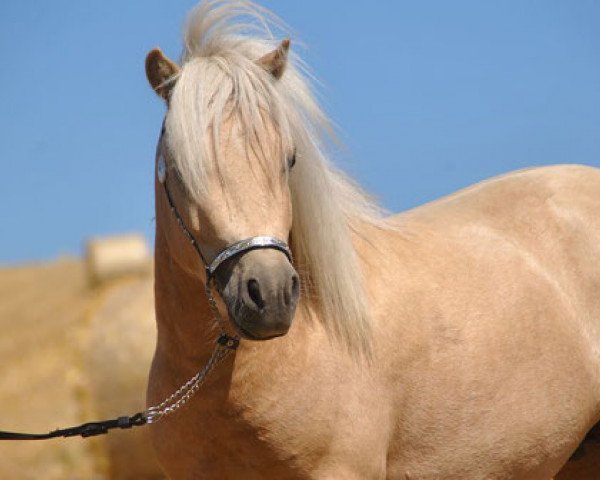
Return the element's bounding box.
[165,0,390,353]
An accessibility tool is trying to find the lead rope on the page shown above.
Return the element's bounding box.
[0,266,240,440]
[0,289,239,441]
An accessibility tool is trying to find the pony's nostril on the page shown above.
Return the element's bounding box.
[247,278,265,310]
[285,274,300,306]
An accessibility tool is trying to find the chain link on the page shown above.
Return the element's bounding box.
[143,282,239,425]
[205,279,235,335]
[144,342,233,424]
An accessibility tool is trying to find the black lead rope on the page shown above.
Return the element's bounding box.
[0,334,240,442]
[0,412,147,441]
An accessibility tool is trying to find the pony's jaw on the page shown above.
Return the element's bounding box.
[217,249,300,340]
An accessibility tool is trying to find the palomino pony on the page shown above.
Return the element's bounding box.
[144,1,600,478]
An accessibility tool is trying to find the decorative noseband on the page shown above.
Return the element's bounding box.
[208,236,291,279]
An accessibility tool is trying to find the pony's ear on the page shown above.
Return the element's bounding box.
[257,39,290,80]
[145,48,180,101]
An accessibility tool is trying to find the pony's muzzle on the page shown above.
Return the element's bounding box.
[219,249,300,340]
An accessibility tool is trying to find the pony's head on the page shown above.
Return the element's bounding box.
[145,0,385,352]
[147,41,299,339]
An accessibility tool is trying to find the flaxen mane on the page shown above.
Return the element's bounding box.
[164,0,392,352]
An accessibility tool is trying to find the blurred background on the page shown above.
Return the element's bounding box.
[0,1,598,478]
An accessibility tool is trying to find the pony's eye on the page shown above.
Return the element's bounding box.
[287,151,297,170]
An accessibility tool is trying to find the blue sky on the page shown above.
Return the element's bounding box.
[1,1,599,264]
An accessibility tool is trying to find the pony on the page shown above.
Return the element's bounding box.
[144,1,600,478]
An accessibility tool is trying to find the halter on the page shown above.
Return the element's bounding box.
[144,152,293,423]
[0,131,294,440]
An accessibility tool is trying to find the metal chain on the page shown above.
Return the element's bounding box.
[143,281,239,425]
[144,341,233,424]
[205,278,237,336]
